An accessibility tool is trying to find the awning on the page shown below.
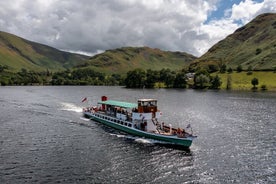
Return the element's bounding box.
[98,100,137,109]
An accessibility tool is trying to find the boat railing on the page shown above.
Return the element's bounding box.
[93,112,133,128]
[132,112,152,120]
[116,113,127,121]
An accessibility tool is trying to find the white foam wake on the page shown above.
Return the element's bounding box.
[110,133,157,145]
[60,102,83,113]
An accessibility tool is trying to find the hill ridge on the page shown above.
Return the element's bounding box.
[0,31,197,73]
[0,31,89,72]
[78,46,197,74]
[191,13,276,71]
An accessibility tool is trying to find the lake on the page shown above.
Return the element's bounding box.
[0,86,275,183]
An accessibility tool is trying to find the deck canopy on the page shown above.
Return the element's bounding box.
[138,99,157,102]
[98,100,137,109]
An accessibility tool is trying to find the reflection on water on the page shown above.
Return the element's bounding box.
[0,86,275,183]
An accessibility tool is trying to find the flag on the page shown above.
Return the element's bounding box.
[81,97,87,103]
[186,124,191,129]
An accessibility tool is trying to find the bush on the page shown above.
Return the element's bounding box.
[210,75,222,89]
[208,64,219,73]
[0,81,7,86]
[247,66,253,75]
[261,84,267,91]
[256,48,262,55]
[220,64,227,73]
[226,75,232,90]
[227,67,233,73]
[251,77,259,90]
[237,65,243,72]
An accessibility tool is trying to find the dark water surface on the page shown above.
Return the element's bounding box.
[0,86,275,183]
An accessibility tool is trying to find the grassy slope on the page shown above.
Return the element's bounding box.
[215,72,276,91]
[0,31,88,72]
[192,13,276,70]
[79,47,197,74]
[0,33,43,71]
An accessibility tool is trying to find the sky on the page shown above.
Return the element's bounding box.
[0,0,275,57]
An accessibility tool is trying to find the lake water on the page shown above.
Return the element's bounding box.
[0,86,275,183]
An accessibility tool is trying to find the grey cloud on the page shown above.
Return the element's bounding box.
[1,0,213,56]
[0,0,274,57]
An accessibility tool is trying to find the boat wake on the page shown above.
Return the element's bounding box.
[134,138,156,144]
[79,117,90,121]
[110,133,162,145]
[112,133,191,150]
[60,102,82,113]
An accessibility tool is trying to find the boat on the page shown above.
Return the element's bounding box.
[83,96,196,148]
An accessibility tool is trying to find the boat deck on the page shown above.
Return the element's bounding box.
[84,110,191,139]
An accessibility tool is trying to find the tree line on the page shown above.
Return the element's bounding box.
[1,63,268,90]
[125,68,222,89]
[0,67,124,86]
[1,66,222,89]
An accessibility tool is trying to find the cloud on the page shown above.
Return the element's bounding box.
[197,0,276,55]
[0,0,275,57]
[231,0,265,23]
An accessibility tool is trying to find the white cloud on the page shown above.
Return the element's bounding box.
[0,0,275,57]
[196,0,276,55]
[231,0,264,24]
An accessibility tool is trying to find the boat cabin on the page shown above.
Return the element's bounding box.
[137,99,157,113]
[95,97,162,132]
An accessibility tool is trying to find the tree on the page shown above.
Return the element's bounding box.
[208,64,219,73]
[210,75,222,89]
[194,68,210,89]
[145,69,159,88]
[173,71,187,88]
[247,65,253,75]
[220,64,227,73]
[0,65,8,72]
[251,77,259,89]
[226,75,232,90]
[194,74,210,89]
[159,68,175,88]
[237,65,242,72]
[227,67,233,73]
[125,69,146,88]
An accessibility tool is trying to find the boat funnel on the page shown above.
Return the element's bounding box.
[101,96,108,110]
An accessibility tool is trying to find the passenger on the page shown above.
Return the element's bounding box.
[177,128,185,137]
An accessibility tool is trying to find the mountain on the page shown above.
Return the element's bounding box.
[0,31,196,74]
[190,13,276,71]
[0,31,89,72]
[75,47,197,74]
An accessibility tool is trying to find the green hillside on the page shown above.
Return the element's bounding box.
[0,31,196,74]
[76,47,197,74]
[0,31,88,72]
[191,13,276,71]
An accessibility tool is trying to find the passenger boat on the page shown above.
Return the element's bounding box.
[83,96,196,148]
